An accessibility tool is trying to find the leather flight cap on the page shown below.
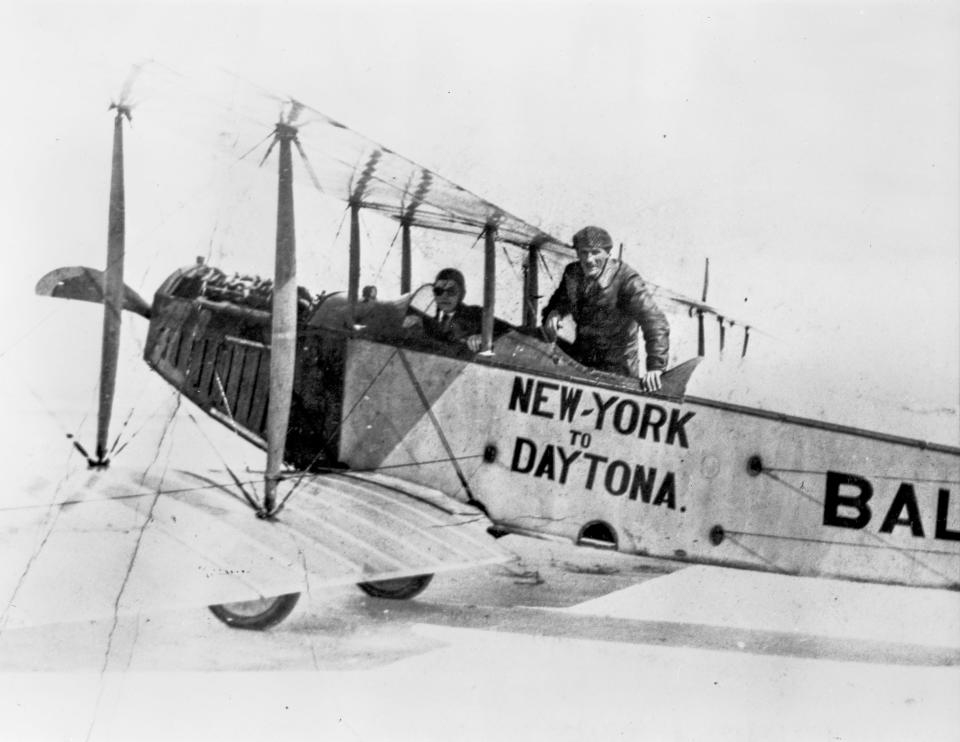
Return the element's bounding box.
[434,267,466,292]
[572,226,613,253]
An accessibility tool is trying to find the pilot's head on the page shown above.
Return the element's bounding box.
[573,226,612,280]
[433,268,466,314]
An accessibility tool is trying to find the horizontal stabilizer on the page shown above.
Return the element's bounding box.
[0,467,506,629]
[35,266,151,318]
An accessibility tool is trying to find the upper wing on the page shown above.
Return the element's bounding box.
[118,64,760,333]
[275,101,571,253]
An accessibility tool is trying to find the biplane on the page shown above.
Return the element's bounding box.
[8,69,958,633]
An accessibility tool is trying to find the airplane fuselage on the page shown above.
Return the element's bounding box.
[145,263,960,590]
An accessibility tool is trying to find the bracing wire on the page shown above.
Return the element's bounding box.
[359,209,381,274]
[723,533,789,574]
[0,454,486,517]
[275,346,402,510]
[537,247,555,282]
[724,528,960,558]
[764,466,959,486]
[184,411,261,512]
[372,223,403,285]
[333,205,350,242]
[500,244,518,276]
[754,468,958,583]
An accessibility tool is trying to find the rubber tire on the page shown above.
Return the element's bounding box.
[357,573,434,600]
[208,593,301,630]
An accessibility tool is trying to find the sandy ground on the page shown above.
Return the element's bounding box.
[0,533,957,742]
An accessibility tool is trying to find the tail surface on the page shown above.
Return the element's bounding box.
[35,266,151,318]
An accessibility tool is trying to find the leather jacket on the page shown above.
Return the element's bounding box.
[542,258,670,376]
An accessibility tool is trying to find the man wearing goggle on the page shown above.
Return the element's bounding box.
[541,226,670,391]
[426,268,484,352]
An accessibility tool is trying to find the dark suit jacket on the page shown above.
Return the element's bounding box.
[423,304,484,344]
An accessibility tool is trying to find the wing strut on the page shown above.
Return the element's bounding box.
[697,257,709,357]
[522,241,541,331]
[348,202,361,307]
[481,225,497,354]
[262,121,298,515]
[400,222,412,294]
[93,104,131,468]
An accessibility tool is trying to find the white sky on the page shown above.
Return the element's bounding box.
[0,0,957,443]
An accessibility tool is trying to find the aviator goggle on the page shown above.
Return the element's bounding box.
[432,283,460,297]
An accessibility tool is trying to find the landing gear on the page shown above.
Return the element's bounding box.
[206,574,433,629]
[208,593,301,630]
[357,573,434,600]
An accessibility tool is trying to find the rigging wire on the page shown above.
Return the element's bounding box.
[0,351,102,464]
[275,346,402,509]
[239,129,277,163]
[184,411,261,512]
[467,228,485,252]
[333,204,350,242]
[724,529,960,558]
[538,249,555,282]
[293,137,324,193]
[722,533,789,574]
[359,209,382,280]
[0,308,62,362]
[208,65,559,250]
[394,348,485,512]
[107,407,137,456]
[763,466,959,486]
[500,244,519,276]
[759,469,957,583]
[0,455,485,516]
[371,222,403,285]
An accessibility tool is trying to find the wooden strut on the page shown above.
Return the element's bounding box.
[523,243,540,331]
[401,221,412,294]
[348,202,361,307]
[697,257,709,358]
[263,122,298,515]
[481,226,497,354]
[697,311,705,357]
[94,106,129,467]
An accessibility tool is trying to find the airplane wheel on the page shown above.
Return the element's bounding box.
[208,593,301,630]
[357,574,434,600]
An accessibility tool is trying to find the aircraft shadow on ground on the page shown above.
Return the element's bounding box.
[344,597,960,669]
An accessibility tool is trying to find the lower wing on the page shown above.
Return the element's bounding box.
[0,467,505,629]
